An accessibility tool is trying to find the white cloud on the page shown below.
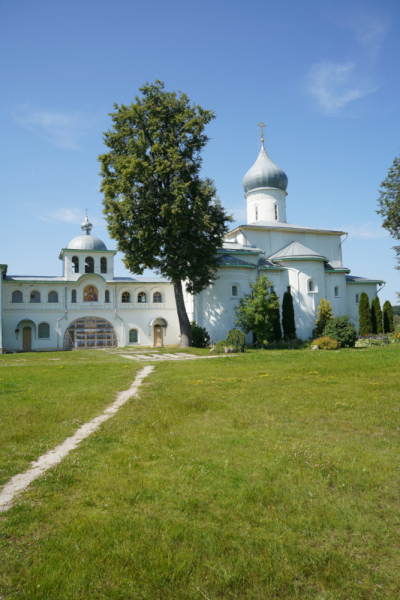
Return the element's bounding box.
[305,61,377,115]
[345,222,389,239]
[13,105,98,151]
[40,208,103,227]
[341,12,389,63]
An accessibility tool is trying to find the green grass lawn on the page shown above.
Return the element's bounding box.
[1,346,400,599]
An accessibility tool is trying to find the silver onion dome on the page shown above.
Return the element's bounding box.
[242,141,288,193]
[66,215,108,251]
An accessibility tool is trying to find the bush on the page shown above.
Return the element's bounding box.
[213,340,228,354]
[226,329,247,352]
[282,291,296,340]
[312,336,339,350]
[190,321,210,348]
[322,315,358,348]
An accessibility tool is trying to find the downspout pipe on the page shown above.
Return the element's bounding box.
[339,232,348,265]
[376,282,386,297]
[56,285,68,350]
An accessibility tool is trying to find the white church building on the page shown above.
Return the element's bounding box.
[0,133,384,352]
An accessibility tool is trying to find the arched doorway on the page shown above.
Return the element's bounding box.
[63,317,118,350]
[149,317,168,348]
[22,326,32,351]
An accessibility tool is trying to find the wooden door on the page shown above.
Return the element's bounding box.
[154,326,162,347]
[22,326,32,351]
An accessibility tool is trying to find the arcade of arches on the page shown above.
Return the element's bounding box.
[63,317,117,350]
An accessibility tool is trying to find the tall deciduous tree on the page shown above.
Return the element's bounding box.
[234,275,279,343]
[98,81,232,346]
[377,153,400,277]
[315,298,333,337]
[358,292,372,335]
[282,290,296,340]
[383,300,394,333]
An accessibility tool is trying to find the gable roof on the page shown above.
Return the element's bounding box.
[346,275,385,285]
[269,241,327,262]
[217,255,255,268]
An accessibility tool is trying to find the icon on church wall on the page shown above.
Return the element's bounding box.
[83,285,98,302]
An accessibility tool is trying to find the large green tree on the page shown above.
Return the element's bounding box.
[98,81,232,346]
[377,153,400,276]
[281,290,296,340]
[234,275,279,343]
[358,292,372,335]
[383,300,394,333]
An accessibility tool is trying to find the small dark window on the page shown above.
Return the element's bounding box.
[255,206,258,221]
[105,290,110,303]
[334,286,340,297]
[129,329,138,343]
[101,257,107,273]
[232,285,238,297]
[12,290,23,303]
[287,286,291,294]
[356,294,360,304]
[71,289,77,303]
[153,292,162,303]
[30,290,41,303]
[48,291,58,303]
[274,205,278,220]
[72,256,79,273]
[308,280,315,292]
[38,323,50,339]
[122,291,130,303]
[85,257,94,273]
[138,291,146,303]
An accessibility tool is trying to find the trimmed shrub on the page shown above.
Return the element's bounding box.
[267,291,282,342]
[322,315,358,348]
[213,340,228,354]
[190,321,211,348]
[358,292,372,335]
[226,329,247,352]
[383,300,394,333]
[313,336,339,350]
[371,297,383,334]
[315,298,333,337]
[282,291,296,340]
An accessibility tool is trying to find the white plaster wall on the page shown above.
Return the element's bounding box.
[2,279,180,350]
[246,188,287,224]
[346,283,378,332]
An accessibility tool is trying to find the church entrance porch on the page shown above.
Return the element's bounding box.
[22,326,32,351]
[63,317,118,350]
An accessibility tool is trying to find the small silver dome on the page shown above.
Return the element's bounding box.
[66,214,107,251]
[67,235,107,251]
[243,143,288,193]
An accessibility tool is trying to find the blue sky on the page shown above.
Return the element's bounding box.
[1,0,399,303]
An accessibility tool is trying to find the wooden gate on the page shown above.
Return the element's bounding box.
[22,326,32,351]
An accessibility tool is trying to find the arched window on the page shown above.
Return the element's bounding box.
[105,290,110,303]
[255,205,258,221]
[12,290,23,303]
[232,285,238,297]
[85,256,94,273]
[269,285,276,294]
[153,291,162,303]
[38,322,50,339]
[356,294,360,304]
[72,256,79,273]
[121,291,130,303]
[287,286,291,294]
[48,291,58,303]
[334,286,340,297]
[274,205,278,220]
[71,289,77,303]
[138,291,146,303]
[101,257,107,273]
[129,329,138,343]
[308,280,316,292]
[30,290,41,303]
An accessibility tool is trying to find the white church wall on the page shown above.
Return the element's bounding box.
[246,188,287,224]
[346,283,379,332]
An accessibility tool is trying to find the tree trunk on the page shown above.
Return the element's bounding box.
[173,280,192,347]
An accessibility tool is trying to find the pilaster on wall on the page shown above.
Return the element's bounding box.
[0,266,6,353]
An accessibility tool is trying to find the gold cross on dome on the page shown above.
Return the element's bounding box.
[258,121,266,142]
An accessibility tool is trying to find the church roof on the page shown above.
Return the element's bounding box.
[242,142,288,193]
[220,241,263,254]
[269,241,327,262]
[230,221,347,235]
[259,258,286,271]
[325,263,351,274]
[346,275,385,284]
[218,255,255,268]
[66,215,108,251]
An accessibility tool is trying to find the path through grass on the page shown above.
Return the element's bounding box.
[1,346,400,599]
